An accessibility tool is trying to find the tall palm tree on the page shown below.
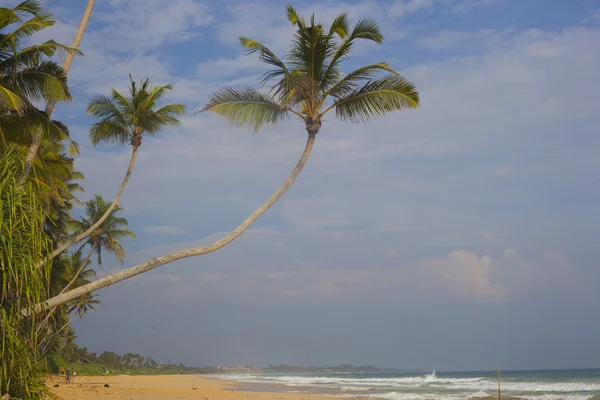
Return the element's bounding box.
[23,0,97,177]
[0,1,72,113]
[37,76,184,268]
[64,194,135,293]
[0,0,77,154]
[35,5,419,312]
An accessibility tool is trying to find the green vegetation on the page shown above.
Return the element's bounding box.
[47,342,219,376]
[0,1,418,398]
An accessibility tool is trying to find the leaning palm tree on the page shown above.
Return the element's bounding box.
[32,5,419,312]
[37,76,184,267]
[22,0,97,177]
[201,6,419,241]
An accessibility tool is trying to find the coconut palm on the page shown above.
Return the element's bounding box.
[0,1,72,114]
[36,5,419,312]
[0,0,78,158]
[22,0,97,177]
[38,76,184,267]
[65,194,135,292]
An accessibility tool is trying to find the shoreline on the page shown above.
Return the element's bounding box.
[48,374,337,400]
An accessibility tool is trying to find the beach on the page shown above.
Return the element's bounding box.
[47,369,600,400]
[48,374,333,400]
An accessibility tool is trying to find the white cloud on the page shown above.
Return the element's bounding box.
[420,250,508,301]
[390,0,435,18]
[95,0,213,53]
[142,226,188,235]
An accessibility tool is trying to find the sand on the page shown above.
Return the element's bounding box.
[48,374,333,400]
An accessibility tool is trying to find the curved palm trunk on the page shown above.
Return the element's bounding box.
[22,0,96,178]
[35,145,139,269]
[29,133,316,314]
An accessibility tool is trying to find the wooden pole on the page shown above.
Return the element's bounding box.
[497,367,502,400]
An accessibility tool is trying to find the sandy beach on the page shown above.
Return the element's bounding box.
[48,375,333,400]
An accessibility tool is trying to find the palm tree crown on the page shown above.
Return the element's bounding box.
[204,5,419,134]
[69,194,136,266]
[87,75,185,148]
[0,0,75,114]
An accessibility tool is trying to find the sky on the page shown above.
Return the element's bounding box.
[13,0,600,371]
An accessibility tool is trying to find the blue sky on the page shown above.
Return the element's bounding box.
[14,0,600,370]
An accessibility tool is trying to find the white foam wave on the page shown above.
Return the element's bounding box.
[211,372,600,397]
[213,371,484,389]
[365,391,493,400]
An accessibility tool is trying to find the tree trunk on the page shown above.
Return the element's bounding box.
[35,144,139,269]
[36,246,94,336]
[29,133,316,314]
[22,0,96,178]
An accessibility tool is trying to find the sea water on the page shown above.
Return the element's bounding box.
[212,369,600,400]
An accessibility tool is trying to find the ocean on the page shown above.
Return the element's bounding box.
[211,369,600,400]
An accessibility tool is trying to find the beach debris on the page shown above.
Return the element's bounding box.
[104,384,110,388]
[192,387,197,390]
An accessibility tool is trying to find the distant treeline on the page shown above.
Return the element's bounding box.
[49,342,219,375]
[263,364,395,373]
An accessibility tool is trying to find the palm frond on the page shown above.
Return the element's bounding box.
[0,0,44,27]
[350,18,383,42]
[89,121,130,146]
[4,60,70,103]
[328,74,419,122]
[239,37,288,84]
[0,86,25,113]
[328,13,349,39]
[325,62,399,99]
[321,19,385,92]
[67,139,79,156]
[286,4,305,28]
[203,87,290,132]
[0,12,54,47]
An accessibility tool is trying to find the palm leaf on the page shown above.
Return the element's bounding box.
[286,4,305,28]
[0,86,25,113]
[328,13,349,39]
[0,12,55,47]
[329,75,419,122]
[325,62,399,99]
[239,37,288,84]
[321,19,384,91]
[203,87,290,132]
[4,60,70,103]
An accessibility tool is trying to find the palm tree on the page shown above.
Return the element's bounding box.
[35,5,419,312]
[0,1,72,114]
[200,5,419,245]
[0,0,78,158]
[23,0,97,177]
[64,194,135,293]
[37,76,184,267]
